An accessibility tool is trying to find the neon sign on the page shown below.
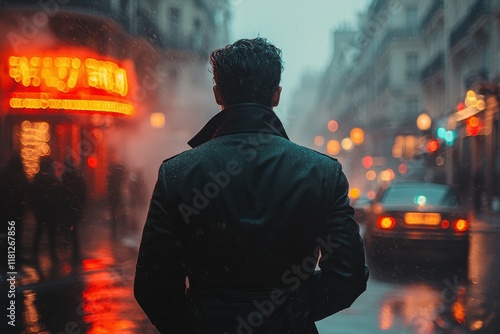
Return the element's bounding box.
[4,54,136,116]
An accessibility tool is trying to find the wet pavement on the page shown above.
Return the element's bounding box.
[5,205,158,334]
[317,214,500,334]
[4,208,500,333]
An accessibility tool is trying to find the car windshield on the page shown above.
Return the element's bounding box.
[380,185,459,206]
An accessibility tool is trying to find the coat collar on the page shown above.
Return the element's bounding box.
[188,103,289,148]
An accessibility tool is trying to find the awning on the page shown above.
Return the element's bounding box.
[448,106,482,129]
[453,106,482,121]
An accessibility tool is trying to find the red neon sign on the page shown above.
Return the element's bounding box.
[2,49,137,116]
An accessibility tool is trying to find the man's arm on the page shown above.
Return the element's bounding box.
[309,164,369,321]
[134,165,192,333]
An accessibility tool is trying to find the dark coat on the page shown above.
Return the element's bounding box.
[134,103,368,333]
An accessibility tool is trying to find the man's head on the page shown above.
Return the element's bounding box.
[210,37,283,108]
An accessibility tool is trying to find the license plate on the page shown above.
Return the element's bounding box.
[404,212,441,225]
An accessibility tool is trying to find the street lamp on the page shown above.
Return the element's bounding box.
[416,113,432,131]
[350,128,364,145]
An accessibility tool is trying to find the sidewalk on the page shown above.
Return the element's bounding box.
[10,204,156,334]
[15,203,142,285]
[470,211,500,233]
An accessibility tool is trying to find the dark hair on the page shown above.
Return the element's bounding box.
[210,37,283,107]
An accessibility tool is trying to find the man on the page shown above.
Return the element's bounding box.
[134,37,368,333]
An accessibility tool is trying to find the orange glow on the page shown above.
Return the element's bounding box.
[379,302,394,330]
[416,113,432,131]
[3,51,137,117]
[350,127,364,145]
[20,121,50,178]
[453,219,468,232]
[380,170,392,181]
[452,287,466,324]
[9,56,128,96]
[367,190,376,199]
[326,140,341,155]
[150,112,166,128]
[341,138,354,151]
[82,271,137,334]
[377,216,396,229]
[349,187,361,199]
[465,116,480,136]
[82,258,107,271]
[23,290,44,333]
[10,96,134,116]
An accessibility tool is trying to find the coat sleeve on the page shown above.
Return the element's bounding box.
[134,164,192,333]
[309,162,369,321]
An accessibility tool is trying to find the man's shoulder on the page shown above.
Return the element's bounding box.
[286,140,341,165]
[158,138,342,169]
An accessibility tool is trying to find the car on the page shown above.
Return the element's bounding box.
[363,181,470,270]
[351,194,371,224]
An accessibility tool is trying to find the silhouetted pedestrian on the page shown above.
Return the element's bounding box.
[135,37,368,333]
[61,159,87,262]
[107,162,125,239]
[0,152,29,263]
[128,169,147,229]
[32,157,62,262]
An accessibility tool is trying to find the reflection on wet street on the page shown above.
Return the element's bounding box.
[8,212,498,333]
[317,219,500,334]
[12,208,157,334]
[464,231,500,332]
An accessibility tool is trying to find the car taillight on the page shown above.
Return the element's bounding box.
[377,216,396,230]
[452,219,468,232]
[441,220,450,229]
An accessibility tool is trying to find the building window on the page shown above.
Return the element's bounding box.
[406,54,418,80]
[170,7,181,41]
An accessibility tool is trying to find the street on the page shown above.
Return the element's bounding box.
[6,210,500,334]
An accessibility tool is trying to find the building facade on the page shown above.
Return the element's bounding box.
[0,0,230,199]
[309,0,499,207]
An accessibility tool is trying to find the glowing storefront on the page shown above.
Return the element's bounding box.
[1,50,137,195]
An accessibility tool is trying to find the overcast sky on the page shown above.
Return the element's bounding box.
[229,0,371,113]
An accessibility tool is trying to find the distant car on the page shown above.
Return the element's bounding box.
[363,181,470,268]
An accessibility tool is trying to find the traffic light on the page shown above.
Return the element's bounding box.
[426,139,439,153]
[362,155,373,168]
[87,156,98,168]
[465,116,482,136]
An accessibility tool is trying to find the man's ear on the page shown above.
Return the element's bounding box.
[272,86,282,107]
[213,85,224,106]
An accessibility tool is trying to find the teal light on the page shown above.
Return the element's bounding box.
[445,130,455,146]
[414,195,427,206]
[437,127,446,139]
